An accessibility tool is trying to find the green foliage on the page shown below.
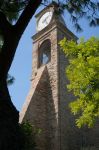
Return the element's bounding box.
[0,1,26,49]
[58,0,99,31]
[7,74,15,86]
[60,37,99,128]
[20,121,41,150]
[0,0,99,30]
[0,1,28,48]
[0,35,3,49]
[0,0,27,22]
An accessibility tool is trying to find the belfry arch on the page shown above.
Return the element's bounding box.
[38,39,51,67]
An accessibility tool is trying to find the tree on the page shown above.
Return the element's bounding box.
[59,0,99,31]
[0,0,42,149]
[0,0,99,149]
[20,122,37,150]
[7,74,15,85]
[60,37,99,128]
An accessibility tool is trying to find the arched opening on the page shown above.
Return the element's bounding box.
[38,39,51,67]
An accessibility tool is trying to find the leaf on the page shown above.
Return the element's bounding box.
[71,15,77,23]
[60,37,99,128]
[74,23,83,32]
[89,19,96,27]
[7,74,15,85]
[96,18,99,25]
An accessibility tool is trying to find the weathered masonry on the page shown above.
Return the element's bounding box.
[20,2,99,150]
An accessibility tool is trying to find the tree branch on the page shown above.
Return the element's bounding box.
[15,0,42,36]
[0,11,12,35]
[0,0,42,78]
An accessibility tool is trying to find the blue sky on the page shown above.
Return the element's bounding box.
[9,5,99,111]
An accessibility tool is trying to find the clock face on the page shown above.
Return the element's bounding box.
[37,11,53,31]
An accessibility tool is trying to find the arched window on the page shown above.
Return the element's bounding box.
[38,39,51,67]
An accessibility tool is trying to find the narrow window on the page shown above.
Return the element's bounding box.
[38,39,51,67]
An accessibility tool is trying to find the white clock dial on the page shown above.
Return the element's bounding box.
[37,11,53,31]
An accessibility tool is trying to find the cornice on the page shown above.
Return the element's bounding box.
[32,20,78,43]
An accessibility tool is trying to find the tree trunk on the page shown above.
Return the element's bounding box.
[0,35,24,149]
[0,1,42,149]
[0,78,23,150]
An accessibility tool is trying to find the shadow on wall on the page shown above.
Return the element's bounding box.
[22,67,57,150]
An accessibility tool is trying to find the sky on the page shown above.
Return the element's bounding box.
[8,4,99,111]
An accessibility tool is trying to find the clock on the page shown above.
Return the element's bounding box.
[37,11,53,31]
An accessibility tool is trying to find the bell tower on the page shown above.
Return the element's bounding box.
[20,2,99,150]
[19,2,78,150]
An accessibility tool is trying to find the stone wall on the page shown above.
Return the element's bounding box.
[57,28,99,150]
[20,19,99,150]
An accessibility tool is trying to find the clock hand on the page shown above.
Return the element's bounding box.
[42,18,48,25]
[43,15,51,24]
